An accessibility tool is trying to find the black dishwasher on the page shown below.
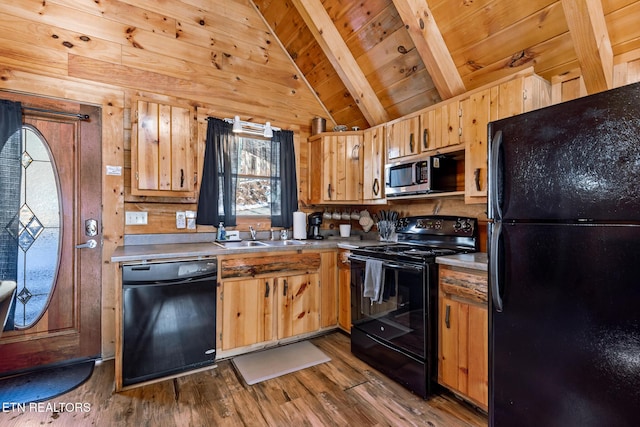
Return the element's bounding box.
[122,258,217,386]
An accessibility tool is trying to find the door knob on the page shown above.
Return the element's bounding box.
[76,239,97,249]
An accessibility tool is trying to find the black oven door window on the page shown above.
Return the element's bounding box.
[351,259,426,359]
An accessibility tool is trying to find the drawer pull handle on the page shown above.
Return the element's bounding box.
[445,304,451,329]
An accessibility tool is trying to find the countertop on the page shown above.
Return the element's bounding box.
[435,252,488,271]
[110,239,386,263]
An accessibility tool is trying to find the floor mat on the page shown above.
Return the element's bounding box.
[233,341,330,385]
[0,360,95,405]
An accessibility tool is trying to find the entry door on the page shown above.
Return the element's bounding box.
[0,94,101,373]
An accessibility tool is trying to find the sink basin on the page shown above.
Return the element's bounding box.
[267,240,307,246]
[214,240,270,249]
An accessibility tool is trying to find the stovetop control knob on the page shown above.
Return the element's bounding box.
[454,218,473,233]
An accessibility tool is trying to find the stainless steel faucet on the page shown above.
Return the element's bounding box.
[249,226,257,240]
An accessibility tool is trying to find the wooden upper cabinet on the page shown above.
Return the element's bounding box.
[309,132,362,203]
[361,125,385,201]
[462,89,494,203]
[386,115,421,160]
[131,98,197,198]
[427,101,462,150]
[463,73,551,204]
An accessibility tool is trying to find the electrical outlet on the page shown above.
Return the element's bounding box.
[125,211,148,225]
[176,211,186,229]
[186,211,196,230]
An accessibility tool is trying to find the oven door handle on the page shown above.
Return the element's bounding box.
[365,333,423,364]
[383,262,423,271]
[348,255,423,271]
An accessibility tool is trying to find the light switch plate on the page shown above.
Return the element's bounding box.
[176,211,186,229]
[125,211,148,225]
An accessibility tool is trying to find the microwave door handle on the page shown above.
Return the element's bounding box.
[411,163,417,185]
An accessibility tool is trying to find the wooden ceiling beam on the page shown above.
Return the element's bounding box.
[290,0,390,126]
[561,0,613,94]
[391,0,465,100]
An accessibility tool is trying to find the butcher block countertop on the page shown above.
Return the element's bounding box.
[435,252,488,271]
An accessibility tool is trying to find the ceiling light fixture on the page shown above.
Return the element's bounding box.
[263,122,273,138]
[224,116,280,137]
[232,115,242,133]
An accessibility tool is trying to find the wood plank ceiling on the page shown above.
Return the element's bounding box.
[252,0,640,130]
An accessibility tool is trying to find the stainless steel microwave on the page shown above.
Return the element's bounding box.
[384,155,457,197]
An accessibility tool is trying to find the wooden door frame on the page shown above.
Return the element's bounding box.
[0,92,102,374]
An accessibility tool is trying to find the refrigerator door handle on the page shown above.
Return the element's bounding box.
[489,130,503,221]
[490,221,504,312]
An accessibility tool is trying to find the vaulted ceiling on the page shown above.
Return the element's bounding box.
[252,0,640,131]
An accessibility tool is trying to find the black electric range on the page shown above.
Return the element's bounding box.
[349,215,479,398]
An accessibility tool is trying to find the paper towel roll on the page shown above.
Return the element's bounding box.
[292,211,307,239]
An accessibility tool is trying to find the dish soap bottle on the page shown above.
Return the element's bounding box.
[217,222,226,241]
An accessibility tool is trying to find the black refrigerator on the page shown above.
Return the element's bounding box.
[487,82,640,427]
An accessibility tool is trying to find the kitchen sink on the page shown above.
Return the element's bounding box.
[213,240,270,249]
[213,239,308,249]
[267,240,307,246]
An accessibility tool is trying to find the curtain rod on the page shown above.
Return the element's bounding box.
[205,116,281,131]
[22,106,90,121]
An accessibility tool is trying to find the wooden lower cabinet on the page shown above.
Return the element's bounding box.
[277,273,320,339]
[218,250,337,352]
[220,278,273,349]
[438,265,488,410]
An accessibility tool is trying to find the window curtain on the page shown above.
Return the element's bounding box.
[0,99,22,331]
[197,118,298,228]
[270,129,298,227]
[196,117,238,226]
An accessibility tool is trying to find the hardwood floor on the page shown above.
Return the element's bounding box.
[2,332,488,426]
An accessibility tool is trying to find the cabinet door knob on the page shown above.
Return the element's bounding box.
[423,129,429,150]
[372,178,380,196]
[180,168,185,188]
[265,281,270,298]
[474,168,481,191]
[327,183,332,200]
[283,279,288,296]
[409,133,415,153]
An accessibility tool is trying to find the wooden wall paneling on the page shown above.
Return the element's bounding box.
[69,55,326,127]
[0,13,122,65]
[344,2,404,58]
[438,0,559,54]
[50,0,177,36]
[291,0,390,125]
[606,1,640,54]
[325,0,391,41]
[452,2,569,77]
[0,39,68,78]
[1,0,136,46]
[391,0,466,99]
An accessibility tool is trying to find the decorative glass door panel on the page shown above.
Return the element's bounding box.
[13,126,61,328]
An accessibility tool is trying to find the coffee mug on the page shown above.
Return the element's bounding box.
[339,224,351,237]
